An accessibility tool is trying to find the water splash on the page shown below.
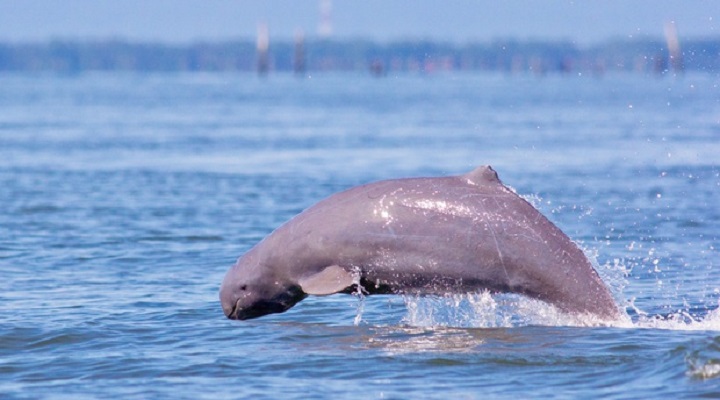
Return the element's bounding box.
[687,360,720,380]
[341,244,720,331]
[586,246,720,331]
[401,292,613,328]
[345,231,719,331]
[351,267,367,326]
[398,291,720,330]
[586,250,630,305]
[396,244,633,329]
[684,336,720,381]
[593,248,720,331]
[631,304,720,331]
[395,250,720,331]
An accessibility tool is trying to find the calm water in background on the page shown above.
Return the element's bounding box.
[1,71,720,398]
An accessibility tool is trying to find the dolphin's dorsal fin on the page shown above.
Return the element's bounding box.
[463,165,500,185]
[299,265,354,295]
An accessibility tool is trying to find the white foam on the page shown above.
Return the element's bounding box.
[395,290,720,331]
[592,250,720,331]
[631,305,720,331]
[395,246,636,329]
[351,267,367,326]
[400,292,623,328]
[687,359,720,380]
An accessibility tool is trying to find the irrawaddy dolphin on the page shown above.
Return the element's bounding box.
[220,166,621,321]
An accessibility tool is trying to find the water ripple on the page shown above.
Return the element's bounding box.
[2,72,720,399]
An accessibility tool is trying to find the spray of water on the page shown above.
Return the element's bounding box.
[351,267,367,326]
[400,292,618,328]
[391,251,720,331]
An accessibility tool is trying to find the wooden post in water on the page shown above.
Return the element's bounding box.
[664,21,684,74]
[257,22,269,76]
[293,29,305,76]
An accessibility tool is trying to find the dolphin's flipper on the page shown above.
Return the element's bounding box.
[299,265,354,295]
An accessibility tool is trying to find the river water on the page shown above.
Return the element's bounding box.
[1,71,720,398]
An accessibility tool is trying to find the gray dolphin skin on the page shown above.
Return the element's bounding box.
[220,166,621,321]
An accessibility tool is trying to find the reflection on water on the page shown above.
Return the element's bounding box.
[365,325,543,354]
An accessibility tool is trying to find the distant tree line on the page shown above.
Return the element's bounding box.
[0,38,718,74]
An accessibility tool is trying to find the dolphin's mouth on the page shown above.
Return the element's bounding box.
[226,299,292,320]
[225,287,307,321]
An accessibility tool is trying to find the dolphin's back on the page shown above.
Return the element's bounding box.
[277,166,619,319]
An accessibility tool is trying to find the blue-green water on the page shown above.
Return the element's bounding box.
[1,72,720,398]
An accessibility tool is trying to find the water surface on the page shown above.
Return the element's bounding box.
[1,72,720,398]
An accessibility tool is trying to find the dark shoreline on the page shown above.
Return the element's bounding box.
[0,37,717,74]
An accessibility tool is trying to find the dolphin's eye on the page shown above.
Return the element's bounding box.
[240,285,247,291]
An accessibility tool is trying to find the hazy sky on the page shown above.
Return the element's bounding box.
[0,1,718,44]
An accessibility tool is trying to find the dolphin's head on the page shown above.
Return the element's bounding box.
[219,253,306,320]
